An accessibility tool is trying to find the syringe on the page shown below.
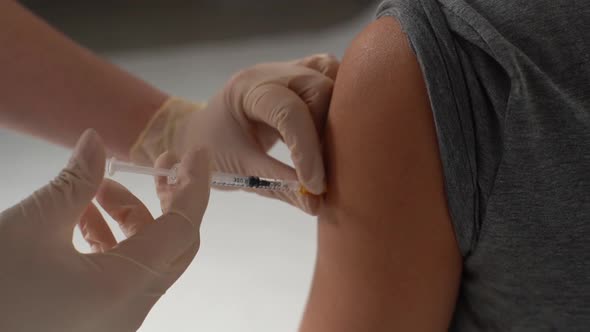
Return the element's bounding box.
[107,158,307,194]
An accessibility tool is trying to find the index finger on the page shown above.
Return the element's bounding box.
[244,84,326,194]
[293,53,340,80]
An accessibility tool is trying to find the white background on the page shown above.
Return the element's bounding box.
[0,8,372,331]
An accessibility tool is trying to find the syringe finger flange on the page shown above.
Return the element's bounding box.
[167,164,180,184]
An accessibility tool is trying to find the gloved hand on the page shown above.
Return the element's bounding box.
[0,129,210,332]
[130,54,339,215]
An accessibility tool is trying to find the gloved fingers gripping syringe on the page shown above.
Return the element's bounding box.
[107,158,308,194]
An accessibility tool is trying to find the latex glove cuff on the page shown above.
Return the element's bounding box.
[130,97,206,166]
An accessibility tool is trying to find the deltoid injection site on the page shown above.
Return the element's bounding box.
[107,158,305,193]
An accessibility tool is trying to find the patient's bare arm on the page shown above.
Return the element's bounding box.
[300,17,462,332]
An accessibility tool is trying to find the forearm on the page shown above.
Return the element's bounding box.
[0,1,168,159]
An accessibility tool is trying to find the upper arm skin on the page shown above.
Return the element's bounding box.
[299,17,462,332]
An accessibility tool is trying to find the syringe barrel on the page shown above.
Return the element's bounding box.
[211,173,301,192]
[211,173,249,188]
[107,158,304,193]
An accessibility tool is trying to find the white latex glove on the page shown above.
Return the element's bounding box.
[131,54,339,215]
[0,129,210,332]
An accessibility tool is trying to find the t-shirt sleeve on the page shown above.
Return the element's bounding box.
[377,0,480,257]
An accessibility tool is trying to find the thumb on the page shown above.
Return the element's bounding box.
[106,148,210,275]
[21,129,106,234]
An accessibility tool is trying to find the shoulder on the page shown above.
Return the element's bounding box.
[323,16,438,214]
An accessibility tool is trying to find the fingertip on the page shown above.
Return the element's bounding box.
[96,177,114,195]
[317,53,340,79]
[302,180,326,196]
[295,152,326,195]
[297,53,340,80]
[95,178,123,205]
[79,203,117,252]
[53,129,106,208]
[95,178,148,219]
[155,151,179,169]
[67,128,106,185]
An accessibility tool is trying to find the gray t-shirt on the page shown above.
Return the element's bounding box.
[376,0,590,330]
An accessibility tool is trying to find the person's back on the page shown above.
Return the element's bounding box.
[299,0,590,330]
